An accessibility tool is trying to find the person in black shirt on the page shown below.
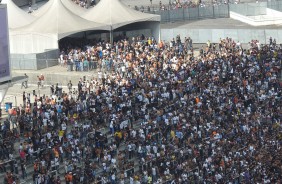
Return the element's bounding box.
[55,83,59,96]
[21,74,28,89]
[23,92,26,107]
[50,85,55,95]
[78,81,82,92]
[68,81,73,92]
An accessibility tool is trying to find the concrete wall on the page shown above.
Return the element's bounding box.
[268,1,282,12]
[160,28,282,44]
[230,8,282,26]
[229,2,267,16]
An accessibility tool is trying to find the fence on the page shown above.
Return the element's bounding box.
[10,58,59,70]
[10,49,59,70]
[134,1,282,23]
[142,4,230,22]
[267,0,282,11]
[229,2,267,16]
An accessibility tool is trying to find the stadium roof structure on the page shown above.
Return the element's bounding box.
[82,0,161,30]
[2,0,35,29]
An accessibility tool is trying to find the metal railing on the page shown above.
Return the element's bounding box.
[267,0,282,11]
[135,1,281,23]
[229,2,267,16]
[142,4,230,22]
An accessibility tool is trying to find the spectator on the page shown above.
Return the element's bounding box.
[1,34,281,184]
[21,73,28,89]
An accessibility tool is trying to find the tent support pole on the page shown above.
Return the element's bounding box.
[84,31,87,39]
[110,26,113,45]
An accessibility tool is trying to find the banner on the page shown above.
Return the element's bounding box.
[0,5,11,83]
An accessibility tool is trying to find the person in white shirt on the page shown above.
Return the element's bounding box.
[54,156,59,165]
[98,71,102,82]
[152,166,157,182]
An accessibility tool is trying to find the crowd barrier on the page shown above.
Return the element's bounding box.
[160,28,282,44]
[267,0,282,11]
[137,1,276,23]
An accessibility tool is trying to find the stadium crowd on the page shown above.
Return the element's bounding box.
[69,0,241,12]
[0,34,281,184]
[71,0,97,8]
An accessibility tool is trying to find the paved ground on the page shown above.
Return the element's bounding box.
[1,83,70,110]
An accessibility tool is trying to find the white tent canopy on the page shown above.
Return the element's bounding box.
[9,0,160,54]
[10,0,110,53]
[82,0,161,30]
[2,0,35,29]
[9,32,58,54]
[13,0,109,39]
